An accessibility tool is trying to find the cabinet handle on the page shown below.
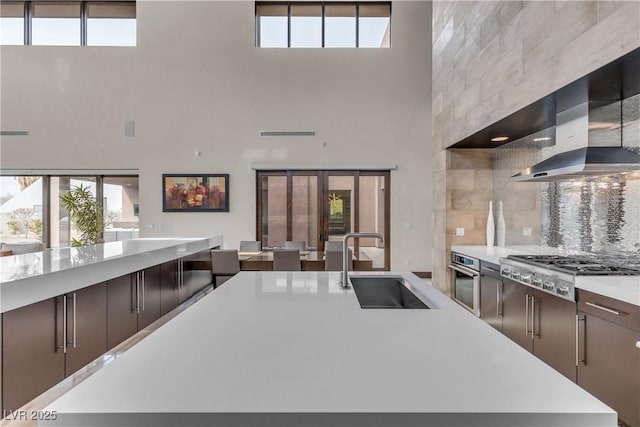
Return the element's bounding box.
[72,292,77,349]
[525,294,530,337]
[576,314,586,366]
[56,296,64,352]
[531,296,539,338]
[484,267,498,273]
[141,270,145,311]
[585,301,624,316]
[177,260,181,290]
[63,295,67,354]
[496,282,501,317]
[135,272,140,314]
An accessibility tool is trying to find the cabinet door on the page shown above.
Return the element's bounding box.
[160,260,180,316]
[578,313,640,427]
[138,265,162,330]
[501,279,533,352]
[532,291,576,382]
[106,274,138,349]
[65,283,108,376]
[480,274,502,332]
[2,298,65,413]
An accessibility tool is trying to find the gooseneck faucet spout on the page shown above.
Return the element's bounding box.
[339,232,384,288]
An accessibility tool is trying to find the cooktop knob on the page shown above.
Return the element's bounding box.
[543,281,555,291]
[556,286,570,296]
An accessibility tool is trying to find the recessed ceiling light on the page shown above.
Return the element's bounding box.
[491,136,509,142]
[532,137,552,142]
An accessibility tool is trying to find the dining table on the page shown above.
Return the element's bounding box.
[185,250,373,273]
[238,250,373,271]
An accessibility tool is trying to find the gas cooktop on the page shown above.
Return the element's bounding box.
[500,254,640,302]
[507,255,640,276]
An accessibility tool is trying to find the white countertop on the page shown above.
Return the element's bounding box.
[576,275,640,306]
[0,236,223,313]
[43,271,615,427]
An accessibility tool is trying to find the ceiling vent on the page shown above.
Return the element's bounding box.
[259,131,316,137]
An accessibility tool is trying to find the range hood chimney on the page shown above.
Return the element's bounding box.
[511,100,640,182]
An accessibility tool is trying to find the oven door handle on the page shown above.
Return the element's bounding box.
[448,264,479,277]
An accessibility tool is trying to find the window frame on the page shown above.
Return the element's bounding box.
[255,1,391,49]
[0,0,136,46]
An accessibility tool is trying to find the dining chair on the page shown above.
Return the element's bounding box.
[273,249,301,271]
[325,249,353,271]
[284,241,306,251]
[211,249,240,287]
[239,240,261,252]
[324,241,342,251]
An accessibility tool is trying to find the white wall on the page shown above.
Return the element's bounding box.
[0,1,432,271]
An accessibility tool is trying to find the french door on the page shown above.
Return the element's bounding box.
[256,170,390,270]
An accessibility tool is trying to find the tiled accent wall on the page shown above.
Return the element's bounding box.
[493,128,640,254]
[432,1,640,294]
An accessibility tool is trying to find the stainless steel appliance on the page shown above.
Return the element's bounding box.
[500,254,640,302]
[449,253,480,316]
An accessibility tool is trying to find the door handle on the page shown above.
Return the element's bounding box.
[72,292,77,348]
[62,295,67,354]
[531,296,539,338]
[56,296,65,352]
[141,270,145,311]
[585,301,624,316]
[525,294,528,336]
[576,314,586,365]
[135,272,140,314]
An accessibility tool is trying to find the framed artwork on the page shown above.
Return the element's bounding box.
[163,174,229,212]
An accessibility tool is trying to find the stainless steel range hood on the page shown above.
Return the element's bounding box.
[511,100,640,182]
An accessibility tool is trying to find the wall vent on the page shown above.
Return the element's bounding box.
[0,130,29,136]
[259,131,316,137]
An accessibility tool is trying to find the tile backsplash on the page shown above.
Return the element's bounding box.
[493,95,640,255]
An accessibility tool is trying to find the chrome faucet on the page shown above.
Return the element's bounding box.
[338,232,384,288]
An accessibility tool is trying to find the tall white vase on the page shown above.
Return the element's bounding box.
[497,200,506,247]
[486,200,495,247]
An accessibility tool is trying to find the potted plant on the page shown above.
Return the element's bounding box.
[60,184,105,247]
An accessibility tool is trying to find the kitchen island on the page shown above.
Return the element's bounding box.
[41,271,616,427]
[0,236,223,415]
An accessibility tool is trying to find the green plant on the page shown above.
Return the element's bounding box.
[29,218,43,237]
[60,184,105,247]
[6,220,22,235]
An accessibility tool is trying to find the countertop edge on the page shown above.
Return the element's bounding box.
[1,236,223,313]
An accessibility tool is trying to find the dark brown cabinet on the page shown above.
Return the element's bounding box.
[577,290,640,427]
[502,278,532,352]
[2,298,65,413]
[64,283,108,376]
[479,261,502,332]
[2,283,107,413]
[501,278,576,381]
[160,259,180,315]
[106,266,163,349]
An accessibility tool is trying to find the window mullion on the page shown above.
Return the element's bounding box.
[24,1,32,45]
[355,2,359,48]
[321,2,324,48]
[80,1,87,45]
[287,2,291,48]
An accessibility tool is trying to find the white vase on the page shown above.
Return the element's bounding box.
[497,200,506,247]
[486,200,495,247]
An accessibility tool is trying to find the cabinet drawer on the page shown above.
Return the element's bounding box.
[577,289,640,332]
[480,261,501,279]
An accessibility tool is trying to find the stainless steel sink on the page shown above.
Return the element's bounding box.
[350,277,430,309]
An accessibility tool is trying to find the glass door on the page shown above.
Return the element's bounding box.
[256,170,390,269]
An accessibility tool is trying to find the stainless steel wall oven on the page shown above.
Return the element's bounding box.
[449,252,480,316]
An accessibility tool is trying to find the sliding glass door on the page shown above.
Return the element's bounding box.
[256,170,390,270]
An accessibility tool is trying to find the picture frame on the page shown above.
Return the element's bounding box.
[162,174,229,212]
